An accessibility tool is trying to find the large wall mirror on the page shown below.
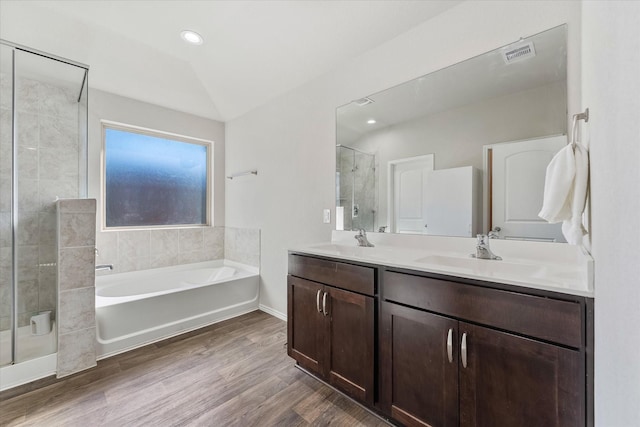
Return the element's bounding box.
[336,25,568,243]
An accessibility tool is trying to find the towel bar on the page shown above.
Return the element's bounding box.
[570,108,589,147]
[227,170,258,180]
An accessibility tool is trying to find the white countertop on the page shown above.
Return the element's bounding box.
[289,231,594,298]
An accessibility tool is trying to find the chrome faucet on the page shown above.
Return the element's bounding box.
[354,229,374,247]
[95,264,114,271]
[487,227,501,239]
[471,234,501,260]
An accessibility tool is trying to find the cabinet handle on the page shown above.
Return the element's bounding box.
[322,292,328,316]
[461,332,468,369]
[316,290,322,313]
[446,328,453,363]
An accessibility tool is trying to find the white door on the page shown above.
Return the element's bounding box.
[490,135,566,242]
[388,155,434,234]
[425,167,476,237]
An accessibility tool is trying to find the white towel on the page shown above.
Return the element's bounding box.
[538,144,575,223]
[538,143,589,245]
[561,143,589,244]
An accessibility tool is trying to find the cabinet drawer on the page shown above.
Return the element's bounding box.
[288,254,375,296]
[383,270,582,348]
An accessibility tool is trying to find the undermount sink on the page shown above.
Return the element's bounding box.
[310,244,366,256]
[413,254,545,278]
[308,243,398,260]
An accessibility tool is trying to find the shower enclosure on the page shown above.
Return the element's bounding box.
[336,145,376,232]
[0,40,88,368]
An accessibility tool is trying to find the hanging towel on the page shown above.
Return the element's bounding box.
[538,144,576,223]
[561,143,589,244]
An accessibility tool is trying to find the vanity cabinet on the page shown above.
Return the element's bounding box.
[287,251,592,427]
[379,302,459,426]
[380,270,585,427]
[458,322,581,427]
[287,254,375,404]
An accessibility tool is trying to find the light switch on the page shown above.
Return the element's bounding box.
[323,209,331,224]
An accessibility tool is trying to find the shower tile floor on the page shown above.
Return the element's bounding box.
[0,311,389,426]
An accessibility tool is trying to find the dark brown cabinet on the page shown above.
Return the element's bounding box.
[380,270,586,427]
[287,253,591,427]
[287,276,324,376]
[287,255,375,404]
[379,301,458,427]
[458,322,582,427]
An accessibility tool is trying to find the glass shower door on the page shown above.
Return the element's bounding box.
[336,146,354,231]
[0,45,88,366]
[352,150,376,231]
[0,44,14,366]
[335,145,376,232]
[13,50,86,363]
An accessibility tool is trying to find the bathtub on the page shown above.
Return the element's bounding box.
[95,260,259,358]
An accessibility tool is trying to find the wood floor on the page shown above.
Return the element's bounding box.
[0,311,390,426]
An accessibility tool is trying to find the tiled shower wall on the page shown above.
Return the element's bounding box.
[95,226,259,275]
[0,73,81,330]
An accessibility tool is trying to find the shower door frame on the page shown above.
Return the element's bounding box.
[0,39,89,366]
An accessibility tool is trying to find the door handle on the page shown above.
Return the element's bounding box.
[322,292,328,316]
[316,290,322,313]
[461,332,468,369]
[446,328,453,363]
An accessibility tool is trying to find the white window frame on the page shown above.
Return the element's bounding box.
[101,120,213,230]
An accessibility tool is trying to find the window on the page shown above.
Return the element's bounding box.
[103,123,211,228]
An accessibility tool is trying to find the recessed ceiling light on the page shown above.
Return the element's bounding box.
[181,30,203,45]
[367,119,376,124]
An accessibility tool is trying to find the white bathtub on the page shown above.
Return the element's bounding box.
[95,260,259,358]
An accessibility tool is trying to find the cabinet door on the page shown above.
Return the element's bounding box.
[380,301,459,427]
[287,276,324,377]
[325,286,374,404]
[459,322,583,427]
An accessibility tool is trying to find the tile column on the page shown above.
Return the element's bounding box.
[56,199,96,378]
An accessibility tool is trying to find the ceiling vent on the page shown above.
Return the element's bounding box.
[502,42,536,64]
[352,97,374,107]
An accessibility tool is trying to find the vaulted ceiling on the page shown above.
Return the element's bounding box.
[0,1,461,121]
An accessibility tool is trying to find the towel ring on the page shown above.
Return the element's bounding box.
[570,108,589,147]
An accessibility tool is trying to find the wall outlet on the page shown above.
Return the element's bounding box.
[323,209,331,224]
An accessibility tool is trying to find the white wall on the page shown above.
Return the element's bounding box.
[225,1,581,316]
[582,2,640,425]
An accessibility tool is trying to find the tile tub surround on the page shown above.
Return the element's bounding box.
[95,226,260,275]
[225,227,260,268]
[56,199,97,378]
[95,227,224,274]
